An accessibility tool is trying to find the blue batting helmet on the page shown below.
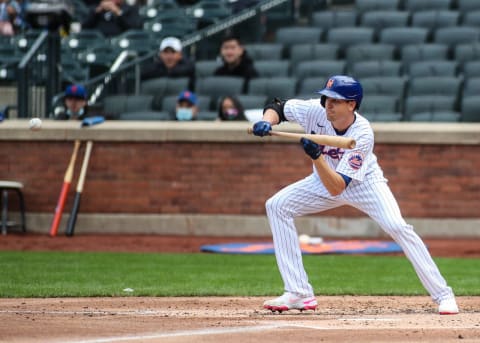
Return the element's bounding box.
[318,75,363,110]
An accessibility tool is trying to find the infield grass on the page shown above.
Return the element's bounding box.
[0,251,478,297]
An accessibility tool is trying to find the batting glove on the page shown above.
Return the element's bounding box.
[301,137,324,160]
[252,121,272,137]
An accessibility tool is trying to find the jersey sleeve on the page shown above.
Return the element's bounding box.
[335,130,373,182]
[284,99,318,128]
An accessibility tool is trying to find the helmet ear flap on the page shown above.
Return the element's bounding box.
[320,95,326,108]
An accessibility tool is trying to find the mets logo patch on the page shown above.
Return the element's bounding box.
[347,151,364,170]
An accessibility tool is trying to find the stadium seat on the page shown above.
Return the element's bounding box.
[462,61,480,77]
[360,95,400,116]
[407,61,458,77]
[195,76,244,107]
[362,112,403,122]
[434,27,480,47]
[244,43,284,61]
[454,43,480,63]
[124,95,155,113]
[461,77,480,96]
[345,44,395,69]
[355,0,400,13]
[411,11,460,37]
[360,11,410,35]
[407,76,462,97]
[235,95,268,110]
[62,29,105,52]
[297,77,329,96]
[379,27,429,48]
[197,111,218,121]
[401,44,449,67]
[457,0,480,14]
[248,77,297,100]
[409,111,460,122]
[140,77,190,110]
[349,60,402,78]
[461,10,480,27]
[326,27,375,54]
[110,30,156,55]
[404,95,457,119]
[403,0,451,11]
[275,27,323,57]
[311,10,357,30]
[195,60,222,78]
[360,76,407,98]
[460,96,480,121]
[255,60,290,77]
[118,111,173,120]
[290,43,340,66]
[293,60,346,80]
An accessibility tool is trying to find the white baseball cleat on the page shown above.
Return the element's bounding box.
[438,298,459,315]
[263,292,317,313]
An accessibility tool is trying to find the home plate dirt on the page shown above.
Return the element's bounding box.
[1,296,479,343]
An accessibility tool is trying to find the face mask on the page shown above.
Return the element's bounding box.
[223,108,238,120]
[66,107,85,118]
[176,108,193,121]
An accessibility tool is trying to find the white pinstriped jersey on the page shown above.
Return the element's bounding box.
[284,98,385,184]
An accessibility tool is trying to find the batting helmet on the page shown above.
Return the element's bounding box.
[318,75,363,110]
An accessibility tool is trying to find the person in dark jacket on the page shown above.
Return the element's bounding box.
[141,36,196,91]
[214,33,259,93]
[81,0,142,37]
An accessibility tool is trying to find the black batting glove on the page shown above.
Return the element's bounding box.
[301,137,324,160]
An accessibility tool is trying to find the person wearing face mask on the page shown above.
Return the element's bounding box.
[54,84,91,120]
[175,90,198,121]
[217,95,247,121]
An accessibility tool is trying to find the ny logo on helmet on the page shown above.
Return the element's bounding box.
[326,79,334,88]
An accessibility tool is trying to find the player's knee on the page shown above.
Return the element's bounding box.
[265,195,283,217]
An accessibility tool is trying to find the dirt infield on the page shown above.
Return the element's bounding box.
[0,234,479,342]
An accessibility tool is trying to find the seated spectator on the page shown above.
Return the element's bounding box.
[214,33,259,92]
[54,84,90,120]
[176,90,198,121]
[141,37,196,91]
[81,0,142,37]
[0,0,21,36]
[217,95,247,121]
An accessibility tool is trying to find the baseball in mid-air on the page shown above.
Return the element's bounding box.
[29,117,42,130]
[299,234,311,245]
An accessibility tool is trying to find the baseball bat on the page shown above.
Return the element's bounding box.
[246,128,356,149]
[49,140,81,237]
[65,141,93,237]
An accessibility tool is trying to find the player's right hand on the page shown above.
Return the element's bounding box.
[252,121,272,137]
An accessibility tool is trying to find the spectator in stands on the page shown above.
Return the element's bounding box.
[0,0,21,35]
[214,33,259,93]
[141,36,196,91]
[217,95,247,121]
[54,84,90,120]
[176,90,198,121]
[81,0,142,37]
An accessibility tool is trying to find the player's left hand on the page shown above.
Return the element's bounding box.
[301,137,324,160]
[252,121,272,137]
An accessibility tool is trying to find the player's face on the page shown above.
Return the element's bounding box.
[324,97,356,122]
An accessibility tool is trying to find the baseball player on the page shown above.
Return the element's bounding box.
[252,75,459,315]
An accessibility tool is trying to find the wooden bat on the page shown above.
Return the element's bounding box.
[49,140,81,237]
[247,128,356,149]
[65,141,93,237]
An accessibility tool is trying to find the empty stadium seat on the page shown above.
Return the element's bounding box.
[326,27,375,53]
[349,60,402,78]
[409,111,460,122]
[411,11,460,35]
[362,112,403,122]
[454,43,480,63]
[404,95,457,119]
[195,76,244,107]
[360,11,410,34]
[275,27,323,57]
[360,76,407,98]
[401,44,450,66]
[355,0,400,13]
[290,43,340,66]
[461,77,480,96]
[461,61,480,77]
[255,60,290,77]
[311,10,357,30]
[403,0,451,12]
[434,27,480,47]
[236,95,268,110]
[407,76,462,97]
[457,0,480,13]
[379,27,429,48]
[118,111,173,120]
[297,77,327,96]
[461,10,480,27]
[293,60,346,80]
[407,61,458,77]
[248,77,297,100]
[244,43,284,60]
[360,95,400,116]
[195,60,221,78]
[345,44,395,68]
[460,96,480,121]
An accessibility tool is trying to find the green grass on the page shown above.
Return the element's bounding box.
[0,251,478,297]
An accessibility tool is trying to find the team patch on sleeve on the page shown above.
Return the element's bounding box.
[347,151,365,171]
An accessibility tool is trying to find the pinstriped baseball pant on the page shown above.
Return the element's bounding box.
[265,173,454,304]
